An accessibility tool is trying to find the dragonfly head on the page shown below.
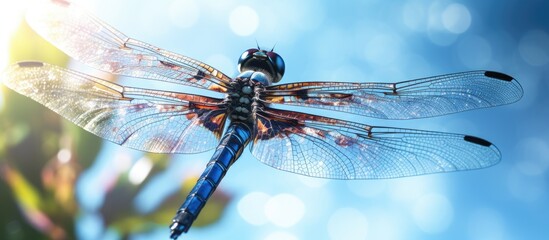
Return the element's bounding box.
[238,48,285,84]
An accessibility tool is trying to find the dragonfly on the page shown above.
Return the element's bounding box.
[1,0,523,239]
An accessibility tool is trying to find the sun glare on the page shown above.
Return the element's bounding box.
[0,0,29,67]
[0,0,30,111]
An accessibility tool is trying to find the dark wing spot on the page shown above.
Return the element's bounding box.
[194,70,206,81]
[464,135,492,147]
[335,135,357,147]
[159,60,180,69]
[295,89,309,100]
[484,71,514,82]
[383,84,398,96]
[328,93,353,99]
[17,61,44,68]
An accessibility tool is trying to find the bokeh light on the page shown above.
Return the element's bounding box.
[128,157,153,185]
[0,0,26,70]
[441,3,471,34]
[238,191,270,226]
[229,5,259,36]
[56,148,72,164]
[388,175,446,203]
[169,0,200,29]
[402,1,428,31]
[327,208,368,240]
[411,193,454,234]
[264,193,305,228]
[264,231,299,240]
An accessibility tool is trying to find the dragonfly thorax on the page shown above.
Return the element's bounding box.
[227,70,266,122]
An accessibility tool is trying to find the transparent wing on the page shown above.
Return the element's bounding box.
[2,62,228,154]
[265,71,523,119]
[26,0,231,92]
[250,108,500,179]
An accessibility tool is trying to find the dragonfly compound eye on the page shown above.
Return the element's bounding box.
[237,48,285,84]
[266,51,285,83]
[238,48,259,72]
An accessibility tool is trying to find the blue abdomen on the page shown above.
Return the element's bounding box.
[170,122,251,238]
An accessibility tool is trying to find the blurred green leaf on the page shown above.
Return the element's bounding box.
[1,17,73,240]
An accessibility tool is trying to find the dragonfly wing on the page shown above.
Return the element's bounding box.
[265,71,523,119]
[250,107,500,179]
[26,0,231,92]
[2,62,228,154]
